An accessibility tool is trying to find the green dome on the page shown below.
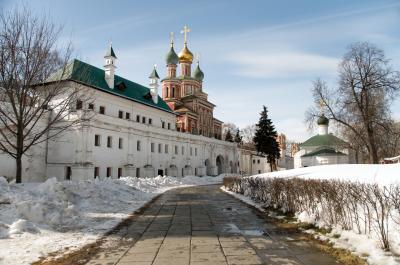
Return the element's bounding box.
[166,46,179,65]
[317,114,329,125]
[193,63,204,81]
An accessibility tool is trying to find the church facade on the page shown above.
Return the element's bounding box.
[0,30,239,182]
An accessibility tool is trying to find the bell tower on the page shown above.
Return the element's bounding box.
[104,43,117,89]
[178,25,193,77]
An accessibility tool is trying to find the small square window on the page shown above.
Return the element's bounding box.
[99,106,105,114]
[88,103,94,110]
[162,121,165,129]
[136,115,140,122]
[76,100,83,110]
[257,159,260,164]
[149,118,152,125]
[126,112,130,120]
[142,117,146,123]
[168,123,171,130]
[118,110,123,119]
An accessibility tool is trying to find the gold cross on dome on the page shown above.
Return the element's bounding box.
[181,25,191,44]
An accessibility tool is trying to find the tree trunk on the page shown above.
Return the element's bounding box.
[366,127,379,164]
[16,155,22,183]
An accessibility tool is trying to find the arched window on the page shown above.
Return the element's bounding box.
[166,87,169,98]
[172,87,175,98]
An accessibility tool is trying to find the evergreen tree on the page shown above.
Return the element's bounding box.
[234,129,242,144]
[253,106,280,171]
[225,129,233,142]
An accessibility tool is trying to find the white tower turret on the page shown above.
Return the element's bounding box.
[149,65,160,104]
[104,43,117,89]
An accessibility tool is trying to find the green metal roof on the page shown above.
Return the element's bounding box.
[47,59,173,113]
[193,63,204,81]
[317,115,329,125]
[300,134,347,148]
[166,46,179,65]
[302,147,346,157]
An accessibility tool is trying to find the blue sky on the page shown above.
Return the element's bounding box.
[2,0,400,141]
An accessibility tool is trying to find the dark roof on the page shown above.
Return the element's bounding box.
[46,59,172,113]
[166,46,179,65]
[300,134,347,148]
[149,68,160,79]
[193,63,204,81]
[105,45,117,58]
[317,114,329,125]
[301,148,347,157]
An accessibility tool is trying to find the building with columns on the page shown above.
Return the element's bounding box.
[161,28,223,139]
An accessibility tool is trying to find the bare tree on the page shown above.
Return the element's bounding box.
[241,124,257,144]
[0,6,90,182]
[306,42,400,163]
[222,122,238,140]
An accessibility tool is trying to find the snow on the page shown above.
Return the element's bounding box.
[0,175,224,265]
[253,163,400,185]
[223,164,400,265]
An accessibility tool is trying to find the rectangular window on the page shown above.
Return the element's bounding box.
[107,167,112,178]
[162,121,165,129]
[126,112,130,120]
[95,135,101,146]
[118,168,122,179]
[253,159,255,164]
[65,166,72,180]
[118,110,123,119]
[107,136,112,148]
[182,146,184,155]
[76,100,83,110]
[142,116,146,123]
[158,143,162,153]
[88,103,94,110]
[257,159,260,164]
[99,106,105,114]
[149,118,152,125]
[151,143,155,153]
[137,140,141,151]
[195,148,197,156]
[168,123,171,130]
[94,167,99,179]
[175,145,178,155]
[165,144,168,154]
[190,147,193,156]
[119,138,123,149]
[136,168,140,178]
[136,115,140,122]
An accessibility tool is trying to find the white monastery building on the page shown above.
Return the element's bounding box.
[294,115,354,168]
[0,30,243,182]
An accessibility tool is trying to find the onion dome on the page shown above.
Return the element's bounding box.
[193,62,204,81]
[317,114,329,126]
[166,46,179,65]
[178,44,193,63]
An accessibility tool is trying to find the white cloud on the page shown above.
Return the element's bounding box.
[227,51,339,79]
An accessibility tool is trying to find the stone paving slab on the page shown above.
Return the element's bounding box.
[84,185,342,265]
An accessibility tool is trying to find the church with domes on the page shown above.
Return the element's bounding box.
[294,114,355,168]
[160,26,223,139]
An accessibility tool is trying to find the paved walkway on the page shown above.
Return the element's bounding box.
[85,185,341,265]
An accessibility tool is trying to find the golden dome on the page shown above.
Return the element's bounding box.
[178,44,193,62]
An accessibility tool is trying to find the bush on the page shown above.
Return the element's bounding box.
[224,176,398,250]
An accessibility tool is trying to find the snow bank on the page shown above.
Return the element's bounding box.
[0,175,222,265]
[253,163,400,185]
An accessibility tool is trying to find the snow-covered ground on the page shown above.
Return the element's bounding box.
[223,164,400,265]
[254,163,400,185]
[0,175,225,265]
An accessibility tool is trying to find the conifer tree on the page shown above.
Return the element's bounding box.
[253,106,280,171]
[234,129,242,144]
[225,129,233,142]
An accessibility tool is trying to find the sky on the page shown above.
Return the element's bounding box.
[1,0,400,141]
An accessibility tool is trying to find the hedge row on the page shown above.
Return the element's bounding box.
[223,176,400,250]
